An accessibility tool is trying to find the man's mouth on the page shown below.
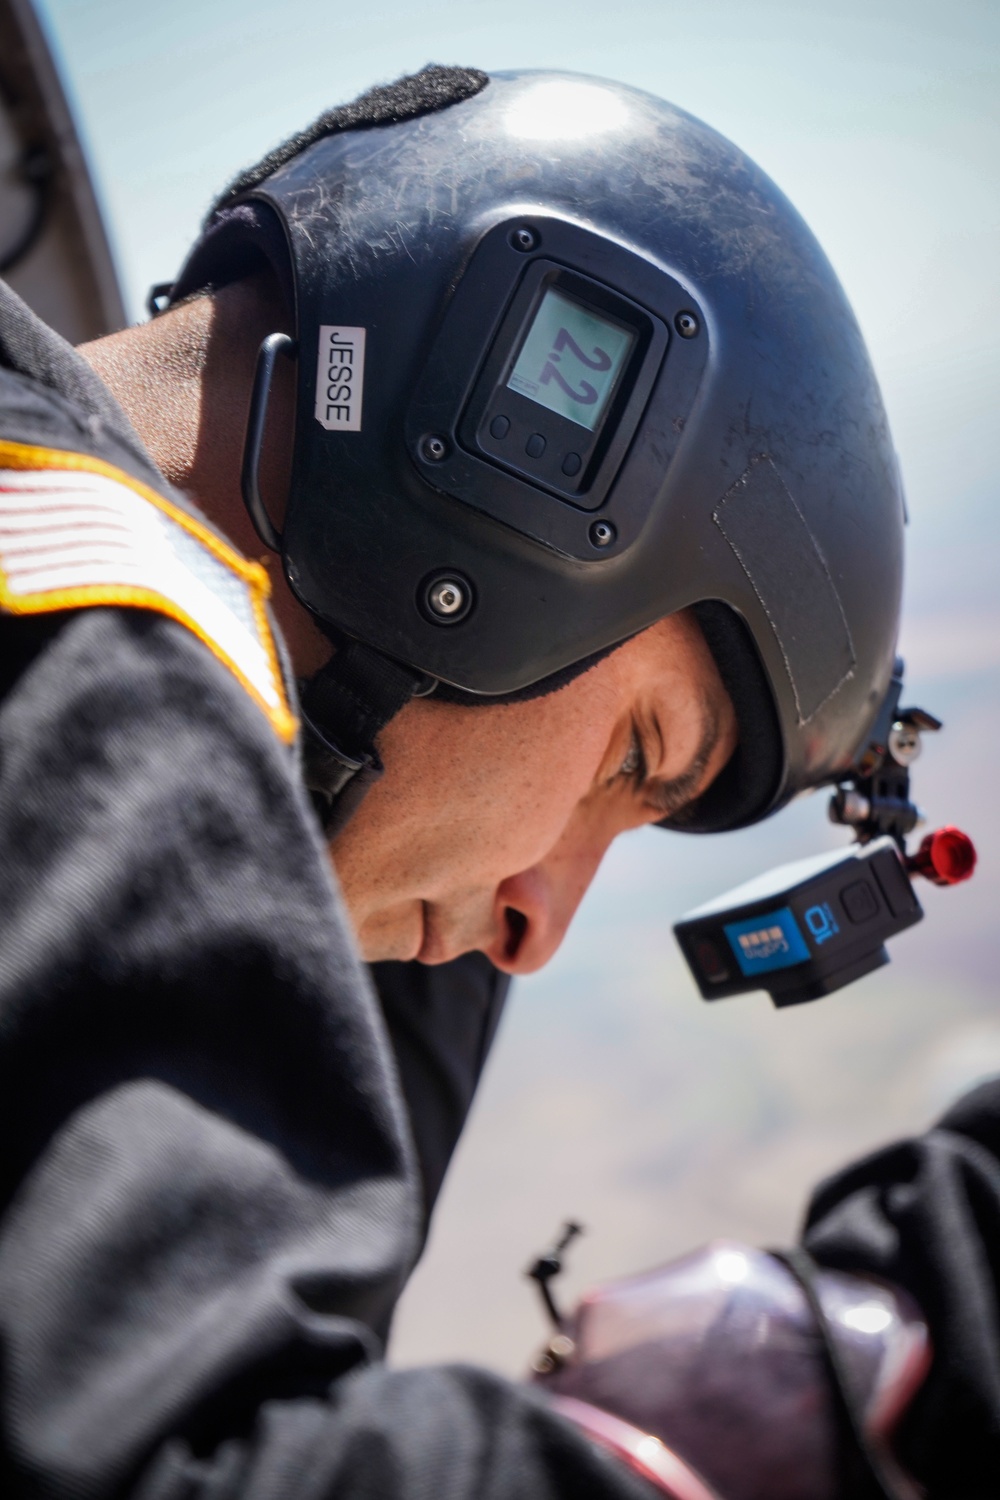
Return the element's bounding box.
[416,899,528,967]
[417,899,451,964]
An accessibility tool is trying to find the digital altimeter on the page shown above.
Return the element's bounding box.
[454,255,669,518]
[674,664,976,1007]
[407,216,697,564]
[506,287,635,433]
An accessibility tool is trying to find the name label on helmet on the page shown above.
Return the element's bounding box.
[314,325,366,432]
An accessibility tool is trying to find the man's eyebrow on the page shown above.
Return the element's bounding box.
[642,699,725,818]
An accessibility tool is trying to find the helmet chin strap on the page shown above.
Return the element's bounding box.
[298,640,435,836]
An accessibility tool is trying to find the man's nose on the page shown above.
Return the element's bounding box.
[485,842,608,975]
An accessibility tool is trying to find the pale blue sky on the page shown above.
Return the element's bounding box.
[33,0,1000,1367]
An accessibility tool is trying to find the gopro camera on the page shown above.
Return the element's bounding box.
[674,662,975,1007]
[675,838,921,1007]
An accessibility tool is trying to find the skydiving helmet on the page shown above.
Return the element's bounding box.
[170,65,905,837]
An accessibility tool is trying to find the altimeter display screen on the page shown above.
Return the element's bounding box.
[507,288,635,432]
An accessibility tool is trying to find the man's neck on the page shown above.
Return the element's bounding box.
[78,275,331,676]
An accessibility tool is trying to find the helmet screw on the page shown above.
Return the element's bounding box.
[510,226,538,253]
[421,433,449,462]
[675,310,700,339]
[589,520,616,548]
[888,720,922,766]
[426,575,471,621]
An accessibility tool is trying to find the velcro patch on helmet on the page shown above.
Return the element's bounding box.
[212,65,490,217]
[713,456,855,723]
[0,440,297,743]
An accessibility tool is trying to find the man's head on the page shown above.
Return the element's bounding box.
[172,68,901,816]
[81,276,736,973]
[84,65,907,972]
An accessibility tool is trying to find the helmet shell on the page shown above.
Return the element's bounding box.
[249,71,904,817]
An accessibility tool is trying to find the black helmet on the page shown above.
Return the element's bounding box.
[174,67,904,833]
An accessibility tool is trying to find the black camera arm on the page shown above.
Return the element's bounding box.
[828,659,941,854]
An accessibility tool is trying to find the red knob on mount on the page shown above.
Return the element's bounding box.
[907,826,977,886]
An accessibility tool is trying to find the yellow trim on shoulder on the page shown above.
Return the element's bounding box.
[0,439,298,744]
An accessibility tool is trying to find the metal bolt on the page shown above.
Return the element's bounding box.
[531,1333,576,1375]
[589,520,616,548]
[510,226,538,253]
[421,433,448,462]
[675,310,700,339]
[888,721,922,766]
[428,578,467,617]
[828,788,871,826]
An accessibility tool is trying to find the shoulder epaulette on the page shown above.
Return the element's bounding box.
[0,440,297,743]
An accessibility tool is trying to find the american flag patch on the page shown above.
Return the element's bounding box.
[0,441,296,743]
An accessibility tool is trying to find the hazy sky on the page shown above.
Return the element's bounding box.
[35,0,1000,1369]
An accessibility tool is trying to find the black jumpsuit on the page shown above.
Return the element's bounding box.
[1,277,997,1498]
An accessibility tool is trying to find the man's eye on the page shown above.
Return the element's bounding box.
[618,732,646,781]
